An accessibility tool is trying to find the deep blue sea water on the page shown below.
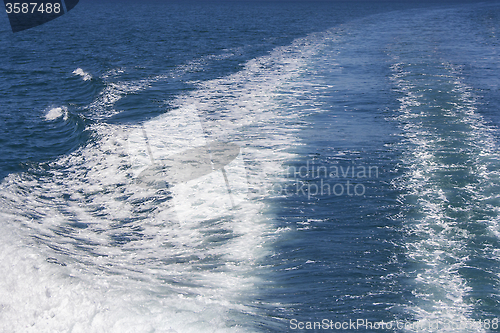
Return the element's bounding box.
[1,1,500,332]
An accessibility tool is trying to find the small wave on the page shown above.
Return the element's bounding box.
[44,106,68,121]
[72,68,92,81]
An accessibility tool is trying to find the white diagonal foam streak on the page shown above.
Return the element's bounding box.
[0,30,335,333]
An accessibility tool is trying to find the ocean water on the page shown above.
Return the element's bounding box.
[1,1,500,332]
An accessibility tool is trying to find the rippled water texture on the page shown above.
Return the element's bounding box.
[0,1,499,332]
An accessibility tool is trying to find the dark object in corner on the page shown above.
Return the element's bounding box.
[4,0,79,33]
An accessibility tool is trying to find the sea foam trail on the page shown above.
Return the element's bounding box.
[0,31,332,332]
[85,49,239,121]
[375,3,500,330]
[391,60,500,332]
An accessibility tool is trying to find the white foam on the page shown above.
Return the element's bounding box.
[44,106,68,121]
[88,48,242,120]
[72,68,92,81]
[0,28,334,332]
[391,59,500,332]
